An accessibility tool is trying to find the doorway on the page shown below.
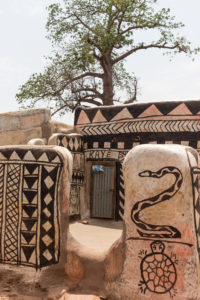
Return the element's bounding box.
[91,162,116,219]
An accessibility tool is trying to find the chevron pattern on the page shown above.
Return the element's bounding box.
[0,148,63,268]
[74,101,200,221]
[81,119,200,136]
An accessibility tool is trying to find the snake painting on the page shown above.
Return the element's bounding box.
[131,166,183,239]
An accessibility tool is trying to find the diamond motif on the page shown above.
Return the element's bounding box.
[42,235,53,247]
[74,138,79,151]
[42,221,52,232]
[69,138,73,150]
[44,176,54,189]
[44,193,53,205]
[42,249,53,261]
[43,207,51,218]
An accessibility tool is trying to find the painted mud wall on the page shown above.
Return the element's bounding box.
[49,134,84,216]
[74,100,200,219]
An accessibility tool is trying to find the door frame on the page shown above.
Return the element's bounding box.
[90,161,116,219]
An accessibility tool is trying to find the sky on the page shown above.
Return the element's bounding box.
[0,0,200,124]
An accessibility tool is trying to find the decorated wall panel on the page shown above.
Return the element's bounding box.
[75,101,200,219]
[0,148,63,269]
[57,134,84,216]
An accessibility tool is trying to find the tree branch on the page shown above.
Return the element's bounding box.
[71,87,103,97]
[73,13,102,37]
[120,23,170,35]
[69,71,103,83]
[112,42,185,64]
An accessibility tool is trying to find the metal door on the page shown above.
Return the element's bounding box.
[91,164,115,218]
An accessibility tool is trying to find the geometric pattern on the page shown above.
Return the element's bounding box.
[4,164,20,262]
[58,135,83,152]
[0,148,62,268]
[116,163,125,221]
[74,101,200,220]
[75,101,200,125]
[80,119,200,136]
[52,134,84,217]
[192,167,200,260]
[72,171,84,184]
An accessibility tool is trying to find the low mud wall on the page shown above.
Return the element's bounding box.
[0,109,51,145]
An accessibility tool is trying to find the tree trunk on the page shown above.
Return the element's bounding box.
[101,56,114,106]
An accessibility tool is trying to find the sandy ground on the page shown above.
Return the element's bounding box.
[69,218,123,252]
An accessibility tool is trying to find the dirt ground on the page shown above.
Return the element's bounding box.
[69,218,123,252]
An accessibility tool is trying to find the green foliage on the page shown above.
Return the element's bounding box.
[16,0,199,115]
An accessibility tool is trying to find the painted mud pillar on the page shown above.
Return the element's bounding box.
[120,144,199,300]
[0,145,72,298]
[48,133,84,216]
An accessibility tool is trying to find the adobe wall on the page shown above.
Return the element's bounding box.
[74,100,200,219]
[0,108,52,145]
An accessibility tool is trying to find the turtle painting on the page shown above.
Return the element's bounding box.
[138,241,178,298]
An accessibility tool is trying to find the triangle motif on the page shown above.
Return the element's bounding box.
[23,205,37,218]
[15,149,27,160]
[76,110,91,125]
[21,232,36,245]
[138,104,163,118]
[0,152,7,161]
[9,151,21,161]
[168,103,193,116]
[22,219,37,232]
[23,151,37,161]
[46,151,61,163]
[111,107,133,121]
[92,110,107,123]
[38,152,49,162]
[51,156,61,163]
[28,249,36,264]
[24,177,38,189]
[21,221,28,231]
[1,150,14,160]
[21,246,35,262]
[23,191,37,205]
[24,164,38,175]
[196,198,200,215]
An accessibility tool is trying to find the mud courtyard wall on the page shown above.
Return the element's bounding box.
[0,109,52,145]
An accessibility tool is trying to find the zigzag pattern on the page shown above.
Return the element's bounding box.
[75,101,200,125]
[81,120,200,136]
